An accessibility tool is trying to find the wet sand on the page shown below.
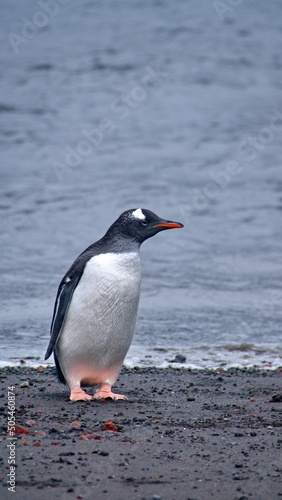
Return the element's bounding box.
[0,366,281,500]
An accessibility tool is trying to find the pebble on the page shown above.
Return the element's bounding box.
[171,354,187,363]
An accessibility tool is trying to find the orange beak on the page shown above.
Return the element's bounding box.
[154,222,184,229]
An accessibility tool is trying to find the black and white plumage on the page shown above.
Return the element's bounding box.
[45,208,183,401]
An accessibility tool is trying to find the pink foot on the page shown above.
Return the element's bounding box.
[94,383,127,401]
[70,387,93,402]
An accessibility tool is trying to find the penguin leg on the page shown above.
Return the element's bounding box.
[69,385,93,402]
[94,382,127,401]
[68,370,93,401]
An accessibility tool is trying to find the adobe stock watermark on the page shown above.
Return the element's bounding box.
[213,0,244,21]
[238,109,282,161]
[7,386,17,493]
[8,0,70,55]
[179,108,282,220]
[52,65,169,182]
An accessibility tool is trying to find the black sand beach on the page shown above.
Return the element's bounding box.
[0,366,281,500]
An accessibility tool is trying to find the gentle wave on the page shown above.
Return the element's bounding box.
[1,343,281,371]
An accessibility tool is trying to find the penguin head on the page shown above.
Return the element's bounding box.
[106,208,183,245]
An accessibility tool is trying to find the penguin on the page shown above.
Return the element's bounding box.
[45,208,183,401]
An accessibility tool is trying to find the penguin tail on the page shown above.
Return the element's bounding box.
[54,352,66,384]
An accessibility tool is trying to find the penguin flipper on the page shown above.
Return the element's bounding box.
[44,272,82,360]
[54,351,66,383]
[45,243,102,362]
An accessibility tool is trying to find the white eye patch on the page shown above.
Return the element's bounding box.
[132,208,146,220]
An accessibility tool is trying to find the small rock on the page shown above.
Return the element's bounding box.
[170,354,186,363]
[271,394,282,402]
[20,381,29,387]
[49,427,59,434]
[25,420,36,426]
[14,424,29,435]
[80,432,101,440]
[103,420,118,432]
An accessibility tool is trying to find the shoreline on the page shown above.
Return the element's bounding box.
[1,339,281,371]
[0,366,281,500]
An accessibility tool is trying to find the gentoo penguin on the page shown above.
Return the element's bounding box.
[45,208,183,401]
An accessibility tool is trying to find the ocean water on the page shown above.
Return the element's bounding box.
[0,0,281,370]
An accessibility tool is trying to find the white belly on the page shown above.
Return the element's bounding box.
[56,252,141,374]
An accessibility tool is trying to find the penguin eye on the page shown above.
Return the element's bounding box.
[141,219,148,226]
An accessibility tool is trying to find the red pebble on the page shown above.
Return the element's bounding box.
[80,432,102,440]
[103,420,118,432]
[14,425,29,435]
[26,420,36,426]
